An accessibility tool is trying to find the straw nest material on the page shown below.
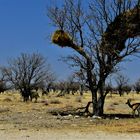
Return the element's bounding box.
[52,30,72,47]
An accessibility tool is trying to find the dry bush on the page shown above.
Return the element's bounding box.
[75,96,82,103]
[65,96,71,99]
[48,105,76,116]
[0,108,10,113]
[112,102,119,105]
[106,106,115,111]
[50,99,62,104]
[47,107,61,115]
[41,100,49,106]
[3,98,12,102]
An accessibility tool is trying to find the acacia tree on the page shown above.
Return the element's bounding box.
[48,0,140,116]
[2,53,53,101]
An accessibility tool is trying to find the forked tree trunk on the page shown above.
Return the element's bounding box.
[90,79,106,116]
[90,90,106,116]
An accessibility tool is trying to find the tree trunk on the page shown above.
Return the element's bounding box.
[79,84,84,96]
[86,59,106,116]
[93,78,106,116]
[95,95,105,116]
[20,88,30,102]
[90,90,105,116]
[91,90,97,115]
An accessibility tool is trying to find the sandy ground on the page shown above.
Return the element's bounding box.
[0,124,140,140]
[1,92,140,140]
[0,129,140,140]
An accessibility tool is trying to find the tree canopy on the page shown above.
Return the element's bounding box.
[1,53,54,101]
[48,0,140,116]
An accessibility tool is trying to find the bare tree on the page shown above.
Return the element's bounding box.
[0,80,6,93]
[41,72,56,95]
[123,85,132,94]
[48,0,140,116]
[115,74,130,96]
[0,67,9,93]
[134,78,140,94]
[2,53,54,101]
[56,75,79,97]
[73,69,89,96]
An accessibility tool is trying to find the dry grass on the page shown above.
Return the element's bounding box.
[75,96,82,103]
[0,91,140,133]
[50,99,62,104]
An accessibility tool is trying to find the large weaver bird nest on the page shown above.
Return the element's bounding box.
[52,30,73,47]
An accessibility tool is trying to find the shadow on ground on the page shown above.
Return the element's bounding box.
[103,114,134,119]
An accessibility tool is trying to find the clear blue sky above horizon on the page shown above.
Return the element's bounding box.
[0,0,75,80]
[0,0,139,83]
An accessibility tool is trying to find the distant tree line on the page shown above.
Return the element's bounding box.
[0,53,140,102]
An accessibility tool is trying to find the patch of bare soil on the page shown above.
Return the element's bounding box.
[0,126,140,140]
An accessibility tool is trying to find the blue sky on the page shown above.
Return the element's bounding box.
[0,0,74,80]
[0,0,139,83]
